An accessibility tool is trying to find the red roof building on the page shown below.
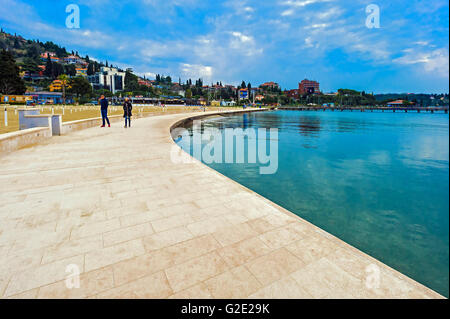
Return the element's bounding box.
[286,89,300,99]
[299,79,320,95]
[260,82,280,90]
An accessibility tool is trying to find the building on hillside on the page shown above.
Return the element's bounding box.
[299,79,320,94]
[22,68,45,81]
[260,82,280,90]
[64,55,84,64]
[171,83,183,91]
[387,100,412,107]
[286,89,300,99]
[76,68,88,77]
[40,53,60,63]
[249,87,260,96]
[255,94,265,102]
[40,52,56,59]
[221,100,236,106]
[88,66,126,94]
[225,85,237,93]
[239,88,249,99]
[138,79,152,87]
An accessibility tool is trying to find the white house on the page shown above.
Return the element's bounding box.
[88,67,126,94]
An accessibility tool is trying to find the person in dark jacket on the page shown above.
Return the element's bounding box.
[99,95,110,127]
[123,98,133,128]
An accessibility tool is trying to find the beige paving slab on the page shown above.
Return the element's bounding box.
[212,222,259,247]
[248,276,313,299]
[113,234,220,286]
[84,239,145,272]
[245,248,306,287]
[103,223,154,247]
[169,283,213,299]
[70,219,121,240]
[216,236,273,268]
[38,267,115,299]
[0,110,444,299]
[205,266,262,299]
[142,226,194,251]
[165,251,229,293]
[42,234,103,264]
[96,271,173,299]
[5,255,85,297]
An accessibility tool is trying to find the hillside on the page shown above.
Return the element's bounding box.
[0,28,111,79]
[374,93,449,107]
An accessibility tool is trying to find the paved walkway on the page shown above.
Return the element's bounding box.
[0,110,443,299]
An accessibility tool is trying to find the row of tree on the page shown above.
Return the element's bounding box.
[0,49,26,94]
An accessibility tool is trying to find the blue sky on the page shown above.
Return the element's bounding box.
[0,0,449,93]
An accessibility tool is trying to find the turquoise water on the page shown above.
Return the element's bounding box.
[175,110,449,297]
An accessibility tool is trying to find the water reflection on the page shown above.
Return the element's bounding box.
[297,116,321,137]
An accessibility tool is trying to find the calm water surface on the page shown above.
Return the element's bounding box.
[176,110,449,297]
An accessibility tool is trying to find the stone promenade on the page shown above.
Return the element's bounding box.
[0,110,443,299]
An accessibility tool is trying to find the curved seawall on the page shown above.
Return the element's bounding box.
[171,111,448,300]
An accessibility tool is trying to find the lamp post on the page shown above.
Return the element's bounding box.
[4,107,7,127]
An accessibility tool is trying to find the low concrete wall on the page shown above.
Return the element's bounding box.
[61,112,153,135]
[22,114,52,130]
[169,108,267,133]
[61,115,123,135]
[0,127,52,154]
[18,109,40,130]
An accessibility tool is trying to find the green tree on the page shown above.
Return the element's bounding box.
[69,76,92,99]
[87,63,95,76]
[0,49,26,94]
[25,45,40,61]
[44,54,53,78]
[64,64,76,77]
[185,88,192,99]
[52,62,64,78]
[124,70,139,91]
[20,57,40,74]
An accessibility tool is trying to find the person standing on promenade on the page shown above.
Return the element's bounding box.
[99,95,110,128]
[123,97,133,128]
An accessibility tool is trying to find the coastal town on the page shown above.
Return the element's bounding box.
[1,29,449,108]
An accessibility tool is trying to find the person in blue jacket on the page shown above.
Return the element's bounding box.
[99,95,110,128]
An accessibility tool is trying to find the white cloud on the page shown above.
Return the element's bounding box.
[304,23,329,29]
[281,0,333,8]
[231,32,254,43]
[393,48,450,78]
[281,9,295,16]
[180,63,213,80]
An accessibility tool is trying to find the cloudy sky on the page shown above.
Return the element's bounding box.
[0,0,448,93]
